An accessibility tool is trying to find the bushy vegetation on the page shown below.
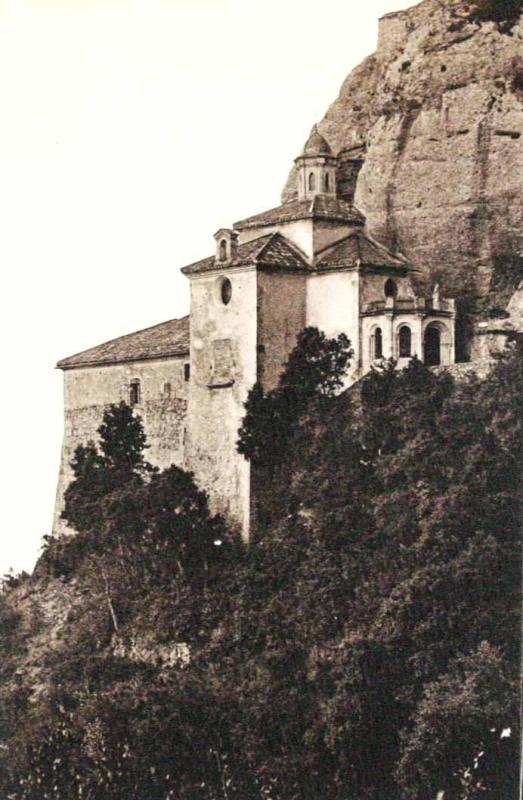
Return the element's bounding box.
[0,334,521,800]
[237,326,352,468]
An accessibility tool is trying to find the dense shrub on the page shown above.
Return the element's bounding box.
[2,340,521,800]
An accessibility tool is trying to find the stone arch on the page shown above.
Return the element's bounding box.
[384,278,398,299]
[369,324,383,361]
[308,172,316,191]
[397,324,412,358]
[424,321,451,366]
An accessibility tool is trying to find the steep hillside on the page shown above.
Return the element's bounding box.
[284,0,523,313]
[1,344,521,800]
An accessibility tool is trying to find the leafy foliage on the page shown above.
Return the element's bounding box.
[2,345,521,800]
[61,401,155,538]
[237,327,352,466]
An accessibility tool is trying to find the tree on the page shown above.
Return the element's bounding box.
[278,327,352,401]
[237,327,352,467]
[61,401,155,537]
[397,644,519,800]
[43,402,234,634]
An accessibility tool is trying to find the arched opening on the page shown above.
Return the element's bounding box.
[424,323,442,366]
[323,172,330,192]
[398,325,412,358]
[384,279,398,299]
[308,172,316,191]
[371,327,383,360]
[221,277,232,305]
[219,239,227,261]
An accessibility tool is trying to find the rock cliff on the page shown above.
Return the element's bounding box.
[283,0,523,322]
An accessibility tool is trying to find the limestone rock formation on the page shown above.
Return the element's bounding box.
[283,0,523,322]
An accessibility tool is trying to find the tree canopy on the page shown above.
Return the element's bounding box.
[237,326,353,467]
[1,341,521,800]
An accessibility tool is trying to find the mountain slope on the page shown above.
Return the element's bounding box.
[284,0,523,310]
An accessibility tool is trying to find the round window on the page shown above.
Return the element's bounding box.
[221,277,232,305]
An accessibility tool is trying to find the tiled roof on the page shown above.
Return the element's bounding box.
[315,232,407,270]
[234,195,365,230]
[57,315,190,370]
[57,230,407,371]
[181,233,309,275]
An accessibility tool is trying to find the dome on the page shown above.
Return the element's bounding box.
[302,125,333,156]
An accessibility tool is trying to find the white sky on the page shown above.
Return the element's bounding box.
[0,0,414,576]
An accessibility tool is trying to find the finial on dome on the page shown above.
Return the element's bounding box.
[302,125,332,156]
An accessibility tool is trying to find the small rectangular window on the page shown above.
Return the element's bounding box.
[130,380,141,406]
[184,363,191,382]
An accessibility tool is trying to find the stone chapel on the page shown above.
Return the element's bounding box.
[54,128,456,540]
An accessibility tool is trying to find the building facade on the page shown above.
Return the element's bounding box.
[55,129,456,539]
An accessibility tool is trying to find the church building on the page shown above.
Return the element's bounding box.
[55,128,456,540]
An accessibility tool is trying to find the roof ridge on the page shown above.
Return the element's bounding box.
[259,232,310,266]
[315,232,358,258]
[234,199,302,229]
[251,233,278,261]
[360,231,408,264]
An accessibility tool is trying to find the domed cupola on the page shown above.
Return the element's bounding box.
[295,125,337,200]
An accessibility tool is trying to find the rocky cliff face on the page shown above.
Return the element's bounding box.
[283,0,523,321]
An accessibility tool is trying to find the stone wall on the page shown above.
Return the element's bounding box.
[257,270,307,390]
[306,269,361,382]
[185,267,258,539]
[54,357,188,537]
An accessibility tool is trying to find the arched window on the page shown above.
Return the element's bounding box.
[219,239,227,261]
[323,172,330,192]
[308,172,316,191]
[384,279,398,299]
[370,327,383,361]
[374,327,383,359]
[163,382,171,396]
[130,380,141,406]
[424,323,442,366]
[398,325,412,358]
[221,277,232,305]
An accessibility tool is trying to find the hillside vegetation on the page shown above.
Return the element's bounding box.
[0,333,521,800]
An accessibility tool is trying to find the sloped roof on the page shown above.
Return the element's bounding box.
[181,233,309,275]
[234,195,364,230]
[57,315,190,370]
[315,231,408,271]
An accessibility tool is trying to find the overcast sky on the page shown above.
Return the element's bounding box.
[0,0,414,576]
